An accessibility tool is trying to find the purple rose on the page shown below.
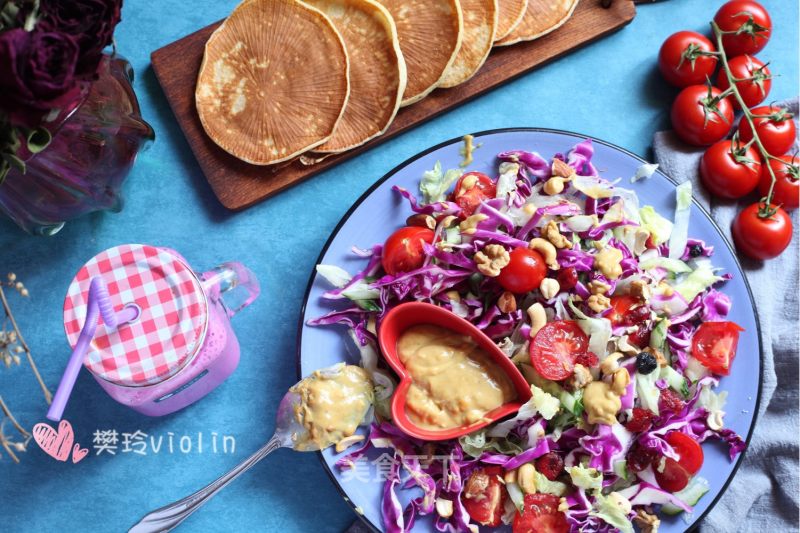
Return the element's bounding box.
[40,0,122,76]
[0,28,81,122]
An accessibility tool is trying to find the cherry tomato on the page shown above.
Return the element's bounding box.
[606,295,642,327]
[461,466,507,527]
[512,493,569,533]
[556,266,578,291]
[732,203,793,260]
[758,154,799,210]
[655,457,692,493]
[451,171,496,217]
[692,321,744,375]
[529,320,588,381]
[381,226,434,275]
[666,431,704,475]
[658,31,718,88]
[700,140,761,199]
[671,85,734,146]
[739,106,797,157]
[497,248,547,294]
[714,0,772,56]
[716,55,771,108]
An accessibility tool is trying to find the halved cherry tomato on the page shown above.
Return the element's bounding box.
[658,31,718,88]
[716,55,771,109]
[758,154,799,210]
[732,203,793,260]
[700,140,761,199]
[606,295,640,327]
[666,431,704,475]
[497,248,547,294]
[714,0,772,56]
[451,171,496,217]
[671,85,734,146]
[739,106,797,157]
[461,466,506,527]
[655,457,692,493]
[381,226,434,275]
[530,320,588,381]
[691,321,744,375]
[512,493,569,533]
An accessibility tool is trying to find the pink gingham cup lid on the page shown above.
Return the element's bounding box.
[63,245,208,387]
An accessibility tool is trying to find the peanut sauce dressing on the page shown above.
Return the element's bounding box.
[291,365,373,451]
[397,324,516,430]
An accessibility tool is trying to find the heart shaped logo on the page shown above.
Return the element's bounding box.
[378,302,532,441]
[71,443,89,464]
[33,420,75,462]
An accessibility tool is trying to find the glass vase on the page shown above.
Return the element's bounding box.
[0,54,155,235]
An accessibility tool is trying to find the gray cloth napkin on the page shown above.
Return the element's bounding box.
[346,102,800,533]
[653,98,799,533]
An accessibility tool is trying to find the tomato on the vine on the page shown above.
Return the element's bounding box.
[700,140,761,199]
[658,31,718,88]
[732,203,793,260]
[692,321,744,375]
[451,171,496,217]
[739,106,797,157]
[714,0,772,56]
[512,493,569,533]
[671,85,734,146]
[461,466,506,527]
[529,320,588,381]
[716,55,771,108]
[758,155,799,210]
[497,248,547,294]
[381,226,434,275]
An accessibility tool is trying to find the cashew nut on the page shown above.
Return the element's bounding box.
[707,410,725,431]
[543,177,566,195]
[539,278,560,300]
[600,351,624,375]
[517,463,537,494]
[504,468,518,484]
[527,303,547,338]
[529,238,559,270]
[435,498,454,518]
[568,363,594,390]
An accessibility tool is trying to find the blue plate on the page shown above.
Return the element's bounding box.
[297,129,761,532]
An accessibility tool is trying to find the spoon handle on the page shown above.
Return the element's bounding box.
[129,434,283,533]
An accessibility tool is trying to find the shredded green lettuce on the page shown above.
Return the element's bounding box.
[668,181,693,259]
[635,368,661,416]
[673,262,724,301]
[566,464,602,492]
[590,493,634,533]
[419,161,463,204]
[459,429,524,458]
[533,469,569,496]
[316,264,352,287]
[639,205,673,245]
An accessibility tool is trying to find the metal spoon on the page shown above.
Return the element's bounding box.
[129,365,370,533]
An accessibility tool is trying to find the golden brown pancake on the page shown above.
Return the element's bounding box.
[495,0,579,47]
[494,0,527,41]
[440,0,497,88]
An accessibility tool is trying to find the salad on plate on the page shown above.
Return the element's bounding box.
[309,140,747,533]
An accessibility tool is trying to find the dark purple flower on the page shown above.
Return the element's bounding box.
[40,0,122,76]
[0,28,81,122]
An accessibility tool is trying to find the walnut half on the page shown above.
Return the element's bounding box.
[474,244,510,277]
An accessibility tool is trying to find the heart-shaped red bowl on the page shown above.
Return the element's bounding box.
[378,302,532,441]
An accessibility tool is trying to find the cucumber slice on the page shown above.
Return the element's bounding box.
[560,389,585,417]
[661,477,710,515]
[660,365,690,398]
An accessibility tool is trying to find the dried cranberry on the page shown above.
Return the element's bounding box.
[628,305,651,325]
[625,408,656,433]
[535,452,565,481]
[627,443,657,473]
[659,389,685,413]
[557,267,578,290]
[574,351,599,368]
[629,324,652,348]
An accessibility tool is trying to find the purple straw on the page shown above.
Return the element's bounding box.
[47,277,139,421]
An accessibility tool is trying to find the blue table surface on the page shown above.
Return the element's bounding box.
[0,1,797,531]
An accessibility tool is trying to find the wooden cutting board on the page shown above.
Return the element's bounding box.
[151,0,636,211]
